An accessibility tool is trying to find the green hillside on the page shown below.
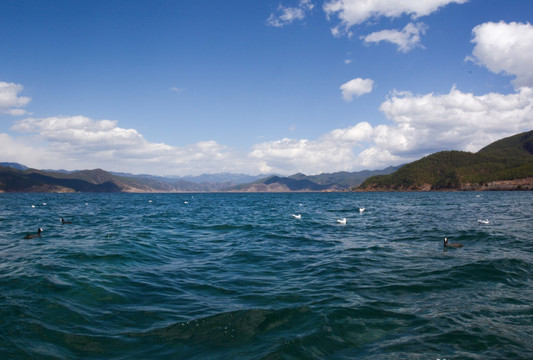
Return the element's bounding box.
[358,130,533,191]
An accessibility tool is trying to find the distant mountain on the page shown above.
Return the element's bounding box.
[358,130,533,191]
[290,167,401,189]
[0,167,123,193]
[0,162,28,171]
[0,163,399,193]
[180,173,269,184]
[230,167,400,192]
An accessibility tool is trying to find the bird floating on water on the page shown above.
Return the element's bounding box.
[61,218,72,224]
[24,228,42,239]
[337,218,347,225]
[292,214,302,220]
[359,207,365,213]
[443,237,463,248]
[477,219,490,224]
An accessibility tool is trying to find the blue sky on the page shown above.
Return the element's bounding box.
[1,0,532,176]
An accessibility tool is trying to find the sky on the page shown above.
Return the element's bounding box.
[1,0,533,176]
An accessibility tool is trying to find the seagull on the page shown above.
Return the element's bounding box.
[24,228,43,239]
[359,207,365,213]
[292,214,302,220]
[477,219,490,224]
[443,237,463,248]
[337,218,347,225]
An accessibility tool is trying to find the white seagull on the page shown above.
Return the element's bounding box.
[292,214,302,220]
[336,218,347,225]
[359,207,365,213]
[478,219,490,224]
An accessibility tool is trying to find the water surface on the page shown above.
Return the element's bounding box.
[1,192,532,359]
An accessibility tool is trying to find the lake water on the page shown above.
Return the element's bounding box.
[0,192,532,359]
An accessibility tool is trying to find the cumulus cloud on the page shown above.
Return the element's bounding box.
[0,81,31,115]
[361,22,427,53]
[5,83,532,176]
[340,78,374,101]
[469,21,533,88]
[249,86,533,173]
[8,115,255,175]
[249,122,374,174]
[324,0,467,32]
[374,86,533,155]
[267,0,314,27]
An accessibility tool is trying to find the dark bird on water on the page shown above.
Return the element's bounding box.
[61,218,72,224]
[24,228,42,239]
[444,237,463,248]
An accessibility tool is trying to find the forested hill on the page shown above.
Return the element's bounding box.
[357,130,533,191]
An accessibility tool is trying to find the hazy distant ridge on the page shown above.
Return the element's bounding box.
[0,164,395,193]
[2,130,531,193]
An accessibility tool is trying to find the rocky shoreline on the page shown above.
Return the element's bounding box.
[357,177,533,192]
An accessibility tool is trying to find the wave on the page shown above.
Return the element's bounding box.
[129,306,311,347]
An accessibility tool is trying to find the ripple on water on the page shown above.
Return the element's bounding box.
[0,192,532,359]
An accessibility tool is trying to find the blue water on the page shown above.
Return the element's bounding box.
[0,192,532,359]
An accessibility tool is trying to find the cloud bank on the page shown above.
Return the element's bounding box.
[3,84,532,176]
[8,116,242,175]
[249,87,533,174]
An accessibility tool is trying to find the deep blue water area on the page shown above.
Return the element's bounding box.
[0,192,532,359]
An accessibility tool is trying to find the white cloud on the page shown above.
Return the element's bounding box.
[375,86,533,154]
[324,0,468,31]
[249,122,374,174]
[0,133,53,166]
[9,84,531,176]
[469,21,533,88]
[361,22,427,53]
[340,78,374,101]
[8,115,256,175]
[248,87,533,174]
[0,81,31,115]
[267,0,314,27]
[3,75,532,176]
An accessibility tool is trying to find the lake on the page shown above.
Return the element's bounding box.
[0,192,532,359]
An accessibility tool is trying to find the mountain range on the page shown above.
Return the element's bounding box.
[1,130,531,193]
[0,162,397,193]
